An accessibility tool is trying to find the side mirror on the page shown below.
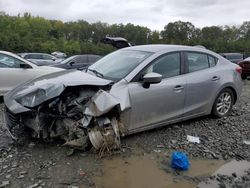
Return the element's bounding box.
[20,63,32,69]
[69,62,75,66]
[142,72,162,88]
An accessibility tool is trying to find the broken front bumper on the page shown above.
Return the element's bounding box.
[3,103,122,152]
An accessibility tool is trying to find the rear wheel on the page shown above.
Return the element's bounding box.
[212,88,234,118]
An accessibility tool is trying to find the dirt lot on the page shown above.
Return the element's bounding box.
[0,80,250,188]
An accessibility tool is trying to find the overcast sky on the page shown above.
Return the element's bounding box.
[0,0,249,30]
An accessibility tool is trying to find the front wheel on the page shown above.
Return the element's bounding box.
[212,88,234,118]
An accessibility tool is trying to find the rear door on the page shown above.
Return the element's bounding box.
[127,52,186,131]
[183,52,220,117]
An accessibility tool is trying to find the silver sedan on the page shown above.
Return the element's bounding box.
[4,45,243,150]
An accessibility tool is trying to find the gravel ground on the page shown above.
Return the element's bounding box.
[206,170,250,188]
[0,80,250,187]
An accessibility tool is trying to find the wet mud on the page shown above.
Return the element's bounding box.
[93,154,226,188]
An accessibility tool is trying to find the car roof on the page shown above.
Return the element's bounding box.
[220,53,243,56]
[75,54,102,57]
[21,53,53,55]
[0,50,29,59]
[121,44,219,57]
[76,54,102,57]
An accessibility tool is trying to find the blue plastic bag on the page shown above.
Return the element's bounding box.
[171,151,190,170]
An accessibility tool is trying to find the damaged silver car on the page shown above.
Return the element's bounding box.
[3,45,243,152]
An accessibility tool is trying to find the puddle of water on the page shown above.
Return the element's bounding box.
[93,154,225,188]
[185,159,225,177]
[214,159,250,176]
[198,160,250,188]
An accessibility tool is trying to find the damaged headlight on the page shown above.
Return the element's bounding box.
[16,89,46,108]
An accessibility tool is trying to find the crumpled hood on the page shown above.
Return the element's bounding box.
[4,69,113,114]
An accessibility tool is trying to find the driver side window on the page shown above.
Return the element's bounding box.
[0,54,23,68]
[144,53,181,79]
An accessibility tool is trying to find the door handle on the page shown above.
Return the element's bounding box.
[211,76,220,81]
[173,85,184,92]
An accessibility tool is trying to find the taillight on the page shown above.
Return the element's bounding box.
[236,66,242,74]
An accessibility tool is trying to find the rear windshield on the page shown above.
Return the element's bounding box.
[224,54,243,60]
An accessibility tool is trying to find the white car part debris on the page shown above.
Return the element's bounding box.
[243,140,250,145]
[187,135,200,144]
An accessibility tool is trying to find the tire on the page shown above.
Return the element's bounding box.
[212,88,234,118]
[241,74,247,80]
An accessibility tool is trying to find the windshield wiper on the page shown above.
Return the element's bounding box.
[87,68,104,78]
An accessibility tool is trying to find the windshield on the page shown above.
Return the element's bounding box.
[88,50,153,81]
[59,56,76,64]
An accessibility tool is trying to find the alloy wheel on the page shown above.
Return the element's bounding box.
[216,92,232,116]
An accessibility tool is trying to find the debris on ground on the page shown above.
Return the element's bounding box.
[243,140,250,145]
[79,170,86,177]
[187,135,200,144]
[156,144,164,148]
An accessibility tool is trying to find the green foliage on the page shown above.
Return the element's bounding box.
[161,21,196,44]
[64,41,81,54]
[1,13,250,56]
[41,40,57,53]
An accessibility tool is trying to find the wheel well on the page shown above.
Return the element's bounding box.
[225,87,237,104]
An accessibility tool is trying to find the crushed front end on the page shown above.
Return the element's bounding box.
[3,70,128,153]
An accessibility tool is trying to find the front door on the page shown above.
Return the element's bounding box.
[127,52,186,132]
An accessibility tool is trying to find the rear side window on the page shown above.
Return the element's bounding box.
[208,55,217,67]
[187,52,209,73]
[25,54,42,59]
[42,54,53,60]
[144,53,181,79]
